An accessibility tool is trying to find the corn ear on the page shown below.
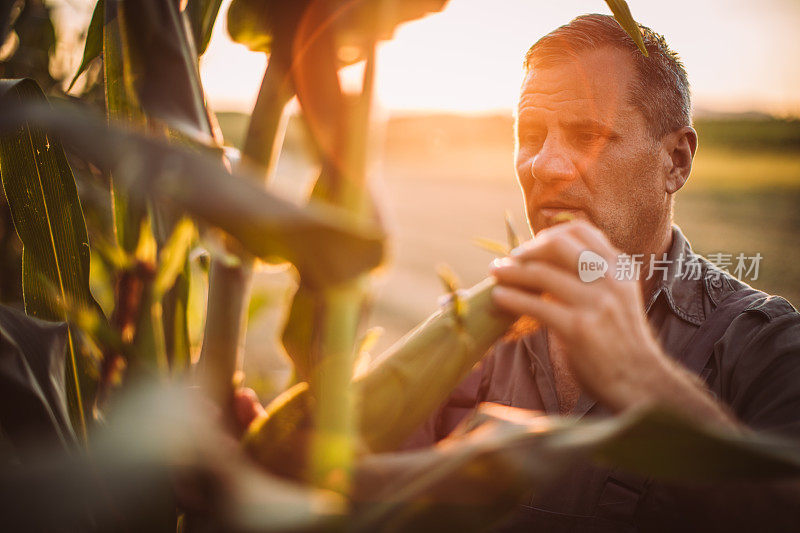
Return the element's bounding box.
[355,277,516,452]
[245,277,518,469]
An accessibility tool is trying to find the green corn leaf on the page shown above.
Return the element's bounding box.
[0,79,103,441]
[281,284,321,382]
[114,0,217,377]
[103,0,138,123]
[573,408,800,481]
[103,0,148,254]
[68,0,104,91]
[605,0,648,56]
[68,301,129,360]
[117,0,216,145]
[228,0,449,59]
[226,0,304,54]
[184,0,225,56]
[153,217,195,298]
[154,217,196,373]
[0,304,77,451]
[2,103,385,287]
[132,273,169,377]
[333,0,449,63]
[162,259,191,373]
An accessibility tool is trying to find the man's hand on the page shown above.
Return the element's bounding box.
[234,387,266,432]
[489,220,737,427]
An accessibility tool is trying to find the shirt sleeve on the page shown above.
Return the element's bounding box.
[715,300,800,440]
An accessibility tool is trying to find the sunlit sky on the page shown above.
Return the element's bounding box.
[195,0,800,117]
[54,0,799,116]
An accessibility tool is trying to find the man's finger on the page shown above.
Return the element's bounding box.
[510,232,585,274]
[234,387,266,431]
[490,257,590,306]
[491,285,574,338]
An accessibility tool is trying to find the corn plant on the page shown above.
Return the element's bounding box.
[2,0,799,531]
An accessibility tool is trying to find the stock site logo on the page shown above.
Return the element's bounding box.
[578,250,608,282]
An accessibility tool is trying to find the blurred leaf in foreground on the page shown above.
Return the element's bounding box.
[0,102,385,288]
[0,382,344,531]
[352,403,800,531]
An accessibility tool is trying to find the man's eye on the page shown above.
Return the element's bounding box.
[574,131,602,145]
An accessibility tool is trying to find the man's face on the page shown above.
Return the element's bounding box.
[515,46,670,255]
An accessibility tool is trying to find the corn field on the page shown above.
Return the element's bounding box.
[0,0,799,531]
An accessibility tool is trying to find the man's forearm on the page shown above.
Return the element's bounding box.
[609,344,740,430]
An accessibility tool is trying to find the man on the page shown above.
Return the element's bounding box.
[401,13,800,531]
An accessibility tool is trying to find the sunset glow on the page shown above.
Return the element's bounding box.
[199,0,800,116]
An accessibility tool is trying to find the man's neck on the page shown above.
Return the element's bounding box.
[639,225,674,302]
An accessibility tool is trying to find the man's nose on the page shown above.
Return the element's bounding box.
[530,136,577,183]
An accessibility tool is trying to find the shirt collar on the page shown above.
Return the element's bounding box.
[643,224,710,327]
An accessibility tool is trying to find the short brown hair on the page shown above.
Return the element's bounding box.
[524,14,691,139]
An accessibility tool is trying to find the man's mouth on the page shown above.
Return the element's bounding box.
[531,202,589,229]
[538,206,583,219]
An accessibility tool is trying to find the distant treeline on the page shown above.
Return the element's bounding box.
[216,112,800,154]
[693,118,800,152]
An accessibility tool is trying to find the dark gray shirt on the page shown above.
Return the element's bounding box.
[404,225,800,531]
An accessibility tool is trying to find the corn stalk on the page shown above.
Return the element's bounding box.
[279,3,383,492]
[197,37,293,419]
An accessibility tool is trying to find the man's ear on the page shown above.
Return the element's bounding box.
[663,126,697,194]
